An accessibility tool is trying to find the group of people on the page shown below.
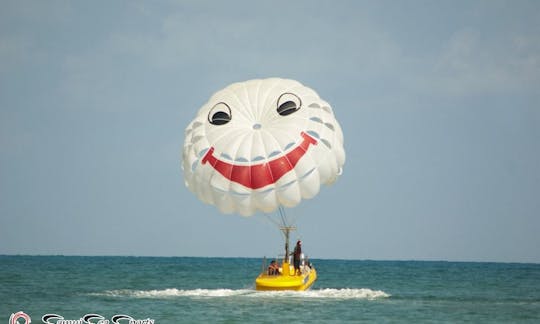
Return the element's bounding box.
[267,240,305,276]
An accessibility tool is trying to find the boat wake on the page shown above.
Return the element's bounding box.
[90,288,389,300]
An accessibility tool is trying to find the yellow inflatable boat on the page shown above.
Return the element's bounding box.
[255,260,317,291]
[255,226,317,291]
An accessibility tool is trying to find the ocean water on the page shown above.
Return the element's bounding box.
[1,256,539,323]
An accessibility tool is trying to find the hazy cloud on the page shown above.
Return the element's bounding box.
[419,28,540,96]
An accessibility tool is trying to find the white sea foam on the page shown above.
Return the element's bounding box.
[92,288,251,298]
[91,288,390,300]
[251,288,390,300]
[300,288,390,299]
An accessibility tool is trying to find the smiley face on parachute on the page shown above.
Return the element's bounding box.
[183,78,345,216]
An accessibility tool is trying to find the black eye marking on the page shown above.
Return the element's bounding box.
[277,93,301,116]
[208,102,232,125]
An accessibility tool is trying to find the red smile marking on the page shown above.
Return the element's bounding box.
[201,132,317,189]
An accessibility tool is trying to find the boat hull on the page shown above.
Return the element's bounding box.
[255,266,317,291]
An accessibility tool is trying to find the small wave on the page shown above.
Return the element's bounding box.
[90,288,252,298]
[253,288,389,300]
[90,288,389,300]
[304,288,390,299]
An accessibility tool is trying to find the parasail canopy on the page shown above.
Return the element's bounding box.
[182,78,345,216]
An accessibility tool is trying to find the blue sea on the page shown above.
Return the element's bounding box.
[1,256,539,323]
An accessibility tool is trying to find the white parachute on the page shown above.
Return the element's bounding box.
[182,78,345,216]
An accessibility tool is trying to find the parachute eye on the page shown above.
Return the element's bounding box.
[208,102,232,125]
[277,93,301,116]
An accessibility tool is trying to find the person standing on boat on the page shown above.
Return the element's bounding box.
[293,240,302,275]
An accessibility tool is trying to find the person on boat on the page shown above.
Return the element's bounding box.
[293,240,302,275]
[268,260,279,275]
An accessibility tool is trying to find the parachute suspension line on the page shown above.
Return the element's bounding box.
[278,205,299,228]
[261,206,298,263]
[278,206,287,227]
[262,205,293,229]
[278,206,296,264]
[262,210,281,228]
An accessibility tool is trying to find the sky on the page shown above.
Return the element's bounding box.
[1,0,539,263]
